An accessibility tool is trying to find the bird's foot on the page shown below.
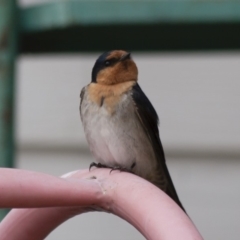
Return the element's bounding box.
[110,165,133,174]
[89,162,108,171]
[89,162,135,174]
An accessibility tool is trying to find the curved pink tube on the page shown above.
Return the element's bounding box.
[0,168,100,208]
[0,168,203,240]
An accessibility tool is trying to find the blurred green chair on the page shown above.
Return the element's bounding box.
[1,0,240,220]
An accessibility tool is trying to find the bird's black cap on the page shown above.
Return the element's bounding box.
[92,51,110,83]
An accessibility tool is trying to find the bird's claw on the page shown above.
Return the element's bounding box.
[110,166,133,174]
[89,162,132,174]
[89,162,108,171]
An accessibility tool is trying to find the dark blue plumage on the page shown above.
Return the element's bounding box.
[92,51,110,83]
[131,83,185,211]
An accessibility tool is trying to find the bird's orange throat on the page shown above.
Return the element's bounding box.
[96,60,138,85]
[87,81,136,114]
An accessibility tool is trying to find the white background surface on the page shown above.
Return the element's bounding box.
[16,1,240,239]
[16,53,240,153]
[17,151,240,240]
[16,52,240,240]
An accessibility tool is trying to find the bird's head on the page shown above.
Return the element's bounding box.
[91,50,138,85]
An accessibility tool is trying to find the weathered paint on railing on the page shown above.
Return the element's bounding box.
[20,1,240,32]
[0,0,17,220]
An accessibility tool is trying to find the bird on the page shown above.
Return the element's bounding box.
[80,50,185,211]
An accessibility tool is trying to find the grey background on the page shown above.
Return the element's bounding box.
[16,1,240,239]
[16,52,240,240]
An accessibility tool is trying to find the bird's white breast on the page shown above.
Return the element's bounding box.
[80,86,156,178]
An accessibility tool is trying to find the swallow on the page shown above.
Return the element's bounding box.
[80,50,185,211]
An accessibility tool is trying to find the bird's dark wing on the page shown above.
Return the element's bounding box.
[79,86,86,121]
[131,83,185,211]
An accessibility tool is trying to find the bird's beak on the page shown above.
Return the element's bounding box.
[120,52,131,61]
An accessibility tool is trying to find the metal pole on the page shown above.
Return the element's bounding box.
[0,0,17,219]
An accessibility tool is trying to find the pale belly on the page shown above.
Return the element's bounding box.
[81,93,156,178]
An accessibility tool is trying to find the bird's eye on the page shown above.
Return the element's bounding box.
[104,60,110,66]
